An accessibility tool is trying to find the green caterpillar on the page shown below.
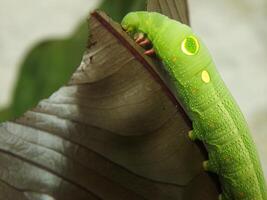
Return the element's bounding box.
[121,11,267,200]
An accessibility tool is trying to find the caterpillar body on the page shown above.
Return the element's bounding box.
[122,11,267,200]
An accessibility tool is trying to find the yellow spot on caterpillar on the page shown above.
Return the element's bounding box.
[201,70,210,83]
[181,36,199,55]
[172,57,177,62]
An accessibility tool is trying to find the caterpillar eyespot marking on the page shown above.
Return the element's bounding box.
[122,11,267,200]
[181,36,200,55]
[201,70,210,83]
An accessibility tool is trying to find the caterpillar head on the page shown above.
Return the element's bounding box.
[122,12,212,85]
[121,12,140,33]
[121,12,147,39]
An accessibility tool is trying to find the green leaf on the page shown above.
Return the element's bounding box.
[101,0,147,21]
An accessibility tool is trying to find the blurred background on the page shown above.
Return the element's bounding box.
[0,0,266,179]
[190,0,267,178]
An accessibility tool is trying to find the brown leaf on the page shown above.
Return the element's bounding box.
[0,2,219,200]
[147,0,190,25]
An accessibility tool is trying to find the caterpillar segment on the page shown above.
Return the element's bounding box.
[122,11,267,200]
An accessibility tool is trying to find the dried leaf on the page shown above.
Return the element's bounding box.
[0,0,147,123]
[0,0,101,111]
[0,2,219,200]
[147,0,190,25]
